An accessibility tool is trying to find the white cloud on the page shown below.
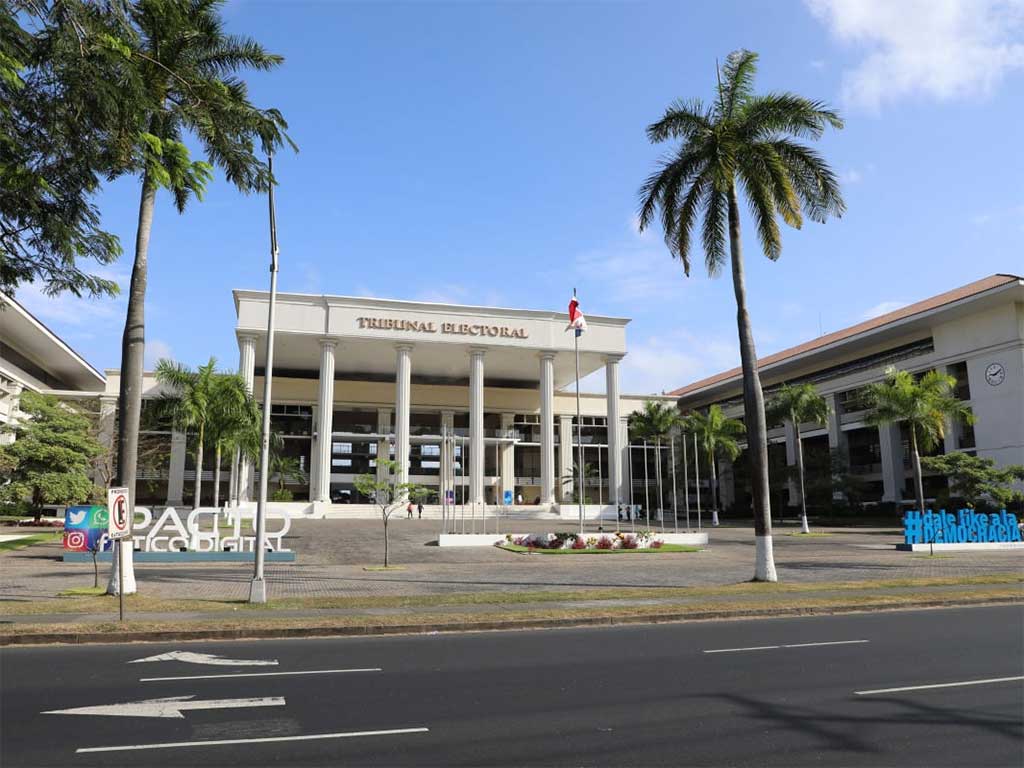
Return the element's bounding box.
[807,0,1024,110]
[13,265,128,327]
[841,168,863,184]
[619,329,739,396]
[860,299,906,319]
[144,338,174,368]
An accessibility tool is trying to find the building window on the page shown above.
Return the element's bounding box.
[949,361,971,401]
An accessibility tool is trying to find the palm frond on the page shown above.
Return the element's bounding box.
[770,139,845,223]
[717,49,758,118]
[645,98,711,144]
[738,93,843,140]
[701,188,728,275]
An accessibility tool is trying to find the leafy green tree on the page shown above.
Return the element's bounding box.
[921,452,1024,511]
[0,391,102,518]
[354,459,425,567]
[1,1,136,298]
[628,400,681,525]
[113,0,294,537]
[685,405,745,526]
[766,383,830,533]
[637,49,845,580]
[864,368,974,516]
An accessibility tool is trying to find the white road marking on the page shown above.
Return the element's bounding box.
[704,645,780,653]
[704,640,869,653]
[783,640,870,649]
[76,727,430,753]
[855,676,1024,696]
[44,695,285,719]
[140,667,382,682]
[129,651,278,666]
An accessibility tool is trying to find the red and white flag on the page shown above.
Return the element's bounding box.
[567,296,587,334]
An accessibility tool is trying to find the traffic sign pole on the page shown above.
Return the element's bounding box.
[107,486,131,622]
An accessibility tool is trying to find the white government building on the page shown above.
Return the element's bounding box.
[99,291,676,517]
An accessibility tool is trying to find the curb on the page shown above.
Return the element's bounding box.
[2,595,1021,646]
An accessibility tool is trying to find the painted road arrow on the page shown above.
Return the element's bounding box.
[128,651,278,666]
[44,695,285,719]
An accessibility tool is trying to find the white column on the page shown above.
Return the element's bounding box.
[539,352,556,505]
[500,413,515,505]
[308,404,319,504]
[441,410,455,503]
[166,429,186,507]
[469,348,485,506]
[604,356,623,508]
[395,345,413,485]
[619,415,630,507]
[312,338,336,502]
[237,333,257,503]
[559,415,574,501]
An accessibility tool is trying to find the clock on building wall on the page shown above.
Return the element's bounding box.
[984,362,1005,386]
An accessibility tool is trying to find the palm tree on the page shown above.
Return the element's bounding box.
[268,431,307,501]
[636,49,845,580]
[864,368,974,516]
[154,357,218,508]
[685,405,745,527]
[114,0,293,536]
[628,401,681,528]
[766,383,830,534]
[560,462,600,504]
[205,373,260,508]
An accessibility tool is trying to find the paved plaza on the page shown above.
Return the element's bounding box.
[2,520,1022,605]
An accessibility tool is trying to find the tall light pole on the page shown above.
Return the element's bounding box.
[249,153,280,604]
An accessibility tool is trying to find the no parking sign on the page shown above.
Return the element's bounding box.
[107,487,131,540]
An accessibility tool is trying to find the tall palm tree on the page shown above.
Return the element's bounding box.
[766,383,830,534]
[114,0,293,532]
[205,372,260,508]
[628,400,681,528]
[864,368,974,517]
[154,357,218,508]
[685,405,745,527]
[637,49,845,581]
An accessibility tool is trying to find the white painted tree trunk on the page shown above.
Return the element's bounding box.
[754,535,777,582]
[213,445,222,508]
[710,454,720,526]
[106,540,137,595]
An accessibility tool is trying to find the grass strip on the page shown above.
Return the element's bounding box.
[2,588,1020,641]
[0,532,62,552]
[2,573,1021,616]
[498,544,700,555]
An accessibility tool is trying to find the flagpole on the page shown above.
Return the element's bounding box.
[574,291,584,535]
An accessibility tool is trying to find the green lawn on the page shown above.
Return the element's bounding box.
[498,543,701,555]
[0,532,62,552]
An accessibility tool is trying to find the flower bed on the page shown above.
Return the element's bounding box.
[497,531,697,554]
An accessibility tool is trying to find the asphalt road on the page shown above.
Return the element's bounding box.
[2,605,1022,767]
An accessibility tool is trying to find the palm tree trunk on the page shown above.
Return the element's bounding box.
[710,450,720,526]
[193,426,204,509]
[383,516,389,567]
[110,173,155,597]
[910,425,926,514]
[655,438,664,531]
[213,445,222,508]
[795,422,810,534]
[727,185,776,581]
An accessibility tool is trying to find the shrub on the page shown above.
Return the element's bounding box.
[622,535,639,550]
[650,539,663,549]
[596,536,613,550]
[571,536,587,549]
[270,488,293,502]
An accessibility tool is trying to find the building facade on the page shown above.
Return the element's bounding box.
[672,274,1024,511]
[101,291,676,514]
[0,293,107,446]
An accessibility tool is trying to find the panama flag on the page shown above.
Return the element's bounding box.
[567,294,587,336]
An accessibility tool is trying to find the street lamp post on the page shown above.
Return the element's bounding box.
[249,154,280,605]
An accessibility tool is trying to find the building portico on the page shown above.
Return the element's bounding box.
[229,291,637,513]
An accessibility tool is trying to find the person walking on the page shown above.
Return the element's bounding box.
[407,501,414,519]
[417,501,423,519]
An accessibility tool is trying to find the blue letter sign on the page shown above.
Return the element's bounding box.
[903,509,1021,545]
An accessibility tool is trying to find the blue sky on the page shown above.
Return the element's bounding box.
[18,0,1024,395]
